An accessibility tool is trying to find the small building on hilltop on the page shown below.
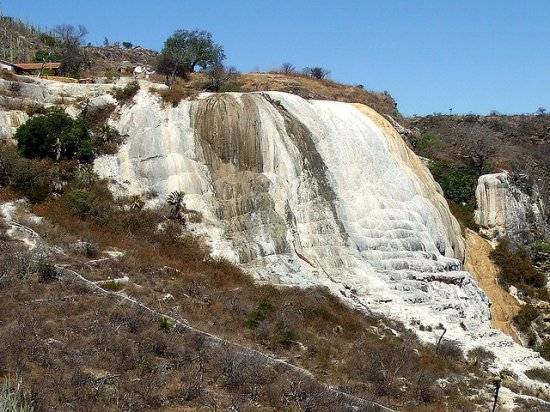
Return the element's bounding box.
[11,62,61,75]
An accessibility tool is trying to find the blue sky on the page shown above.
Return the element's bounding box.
[2,0,549,115]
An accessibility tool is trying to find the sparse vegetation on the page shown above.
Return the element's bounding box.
[512,304,539,334]
[490,238,545,291]
[303,66,330,80]
[525,367,550,384]
[111,81,140,104]
[0,143,498,408]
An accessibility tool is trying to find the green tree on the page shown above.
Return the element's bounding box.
[156,29,225,84]
[15,108,93,162]
[34,49,61,64]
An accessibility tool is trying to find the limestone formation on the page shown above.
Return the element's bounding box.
[475,171,547,243]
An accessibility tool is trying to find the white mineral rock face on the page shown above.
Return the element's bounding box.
[92,86,548,383]
[475,172,547,242]
[0,110,27,139]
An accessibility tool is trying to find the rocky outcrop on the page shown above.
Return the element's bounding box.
[475,171,547,243]
[0,110,27,139]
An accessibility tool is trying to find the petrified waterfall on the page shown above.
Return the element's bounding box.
[93,88,546,378]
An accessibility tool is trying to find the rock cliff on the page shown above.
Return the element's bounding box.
[475,171,547,243]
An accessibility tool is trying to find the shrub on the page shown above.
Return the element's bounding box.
[82,103,116,129]
[467,346,495,368]
[537,339,550,361]
[36,259,58,282]
[415,132,442,152]
[111,81,140,104]
[512,304,539,333]
[245,301,272,329]
[0,143,53,202]
[437,340,464,362]
[279,63,296,74]
[63,183,114,220]
[8,81,22,96]
[429,160,478,205]
[303,66,330,80]
[91,125,125,156]
[271,320,298,349]
[104,69,120,81]
[64,189,97,219]
[219,82,242,92]
[0,374,34,412]
[122,42,133,49]
[449,200,479,231]
[490,239,545,289]
[103,280,123,292]
[525,367,550,384]
[533,240,550,254]
[206,63,241,92]
[159,316,175,331]
[15,108,93,163]
[155,83,197,107]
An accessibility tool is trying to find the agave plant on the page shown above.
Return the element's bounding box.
[167,190,185,222]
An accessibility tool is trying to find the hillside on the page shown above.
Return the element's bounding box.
[0,13,156,75]
[407,114,550,228]
[1,76,550,410]
[0,12,549,411]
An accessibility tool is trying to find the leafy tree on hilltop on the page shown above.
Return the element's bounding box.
[156,29,225,85]
[15,108,93,162]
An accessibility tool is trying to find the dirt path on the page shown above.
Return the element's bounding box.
[464,229,521,343]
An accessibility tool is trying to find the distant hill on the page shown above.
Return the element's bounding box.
[0,13,157,74]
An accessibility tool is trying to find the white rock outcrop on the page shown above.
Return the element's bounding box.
[475,171,547,242]
[92,87,548,382]
[0,110,27,139]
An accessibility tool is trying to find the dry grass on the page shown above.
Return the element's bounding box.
[239,72,398,117]
[146,71,398,117]
[0,151,491,410]
[152,82,199,107]
[525,367,550,384]
[0,70,17,81]
[25,186,487,410]
[111,81,140,104]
